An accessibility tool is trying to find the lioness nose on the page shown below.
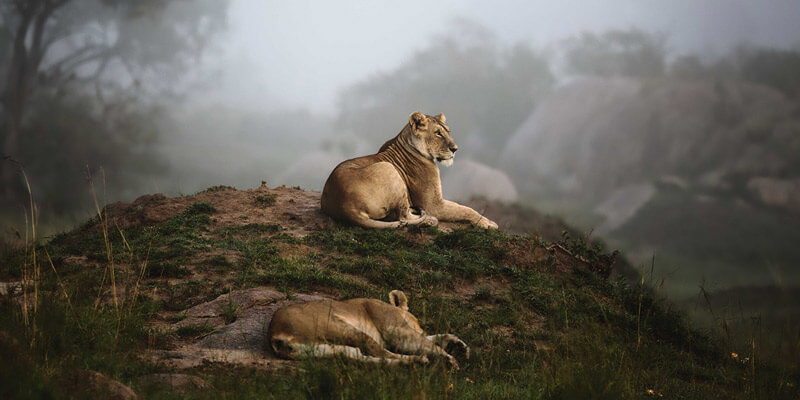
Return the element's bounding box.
[450,145,458,153]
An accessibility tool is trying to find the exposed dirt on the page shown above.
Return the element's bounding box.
[102,183,335,238]
[101,183,580,241]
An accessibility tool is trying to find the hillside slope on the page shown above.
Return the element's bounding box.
[1,184,797,399]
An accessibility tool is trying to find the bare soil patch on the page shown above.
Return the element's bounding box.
[103,183,335,238]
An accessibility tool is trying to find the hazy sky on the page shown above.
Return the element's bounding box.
[209,0,800,113]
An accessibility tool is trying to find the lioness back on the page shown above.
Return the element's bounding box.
[270,298,401,333]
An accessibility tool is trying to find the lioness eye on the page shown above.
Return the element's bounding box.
[436,131,443,137]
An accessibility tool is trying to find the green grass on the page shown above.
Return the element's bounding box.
[611,190,800,293]
[0,287,161,399]
[198,185,236,194]
[253,194,277,208]
[1,201,798,399]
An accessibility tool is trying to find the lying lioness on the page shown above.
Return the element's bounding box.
[267,290,469,369]
[321,112,498,229]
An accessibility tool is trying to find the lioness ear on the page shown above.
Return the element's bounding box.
[409,111,427,132]
[434,113,446,124]
[388,290,409,311]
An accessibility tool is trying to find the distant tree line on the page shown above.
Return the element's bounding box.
[336,22,555,166]
[337,25,800,168]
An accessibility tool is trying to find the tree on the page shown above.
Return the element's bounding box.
[0,0,227,200]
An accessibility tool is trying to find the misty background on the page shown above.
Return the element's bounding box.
[2,0,800,308]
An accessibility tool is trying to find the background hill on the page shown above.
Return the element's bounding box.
[1,185,798,398]
[501,77,800,297]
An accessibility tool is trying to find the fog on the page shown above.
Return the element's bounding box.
[204,0,800,112]
[2,0,800,303]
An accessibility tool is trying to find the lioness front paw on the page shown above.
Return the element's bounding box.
[476,216,498,230]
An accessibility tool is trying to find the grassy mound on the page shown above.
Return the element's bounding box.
[1,187,798,399]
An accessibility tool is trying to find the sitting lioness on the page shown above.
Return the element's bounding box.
[321,112,498,229]
[267,290,470,369]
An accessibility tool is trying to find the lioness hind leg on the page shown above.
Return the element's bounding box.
[321,318,430,365]
[401,208,438,227]
[381,349,429,365]
[290,344,426,365]
[390,335,460,370]
[351,210,437,229]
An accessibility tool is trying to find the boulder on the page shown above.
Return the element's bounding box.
[442,158,518,202]
[501,77,794,201]
[148,288,327,369]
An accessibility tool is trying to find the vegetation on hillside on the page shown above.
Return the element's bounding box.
[1,187,798,399]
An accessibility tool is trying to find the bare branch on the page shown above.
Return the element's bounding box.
[41,15,89,52]
[72,53,111,84]
[46,44,103,73]
[58,47,116,77]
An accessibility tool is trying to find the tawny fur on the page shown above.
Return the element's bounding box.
[320,112,498,229]
[267,290,469,368]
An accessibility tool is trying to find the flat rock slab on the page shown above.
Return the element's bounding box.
[148,287,328,369]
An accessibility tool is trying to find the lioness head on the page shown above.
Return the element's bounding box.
[409,111,458,167]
